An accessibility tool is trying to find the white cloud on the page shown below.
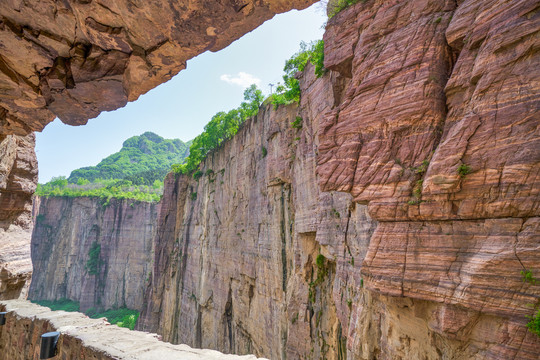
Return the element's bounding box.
[220,72,261,88]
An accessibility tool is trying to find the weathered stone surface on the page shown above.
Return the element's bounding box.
[0,133,36,300]
[29,196,159,312]
[0,0,317,136]
[138,65,375,359]
[316,0,540,358]
[0,300,266,359]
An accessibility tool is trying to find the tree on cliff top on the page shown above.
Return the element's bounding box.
[172,85,264,175]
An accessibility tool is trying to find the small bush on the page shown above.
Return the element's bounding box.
[262,146,267,158]
[328,0,362,18]
[85,242,101,276]
[527,307,540,338]
[291,116,303,130]
[457,163,471,177]
[522,270,537,285]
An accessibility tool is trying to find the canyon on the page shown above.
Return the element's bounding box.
[1,0,539,359]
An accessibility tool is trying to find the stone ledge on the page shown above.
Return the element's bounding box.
[0,300,266,359]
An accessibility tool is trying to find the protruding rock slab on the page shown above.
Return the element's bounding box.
[0,0,317,136]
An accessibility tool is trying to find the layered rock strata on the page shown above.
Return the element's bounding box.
[319,0,540,358]
[29,196,159,312]
[0,0,316,136]
[0,133,36,299]
[139,67,375,359]
[140,0,540,358]
[0,300,265,360]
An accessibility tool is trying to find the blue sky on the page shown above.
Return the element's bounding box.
[36,3,327,183]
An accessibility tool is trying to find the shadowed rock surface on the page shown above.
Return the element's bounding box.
[29,196,159,312]
[0,133,36,299]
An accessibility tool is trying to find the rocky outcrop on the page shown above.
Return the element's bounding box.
[29,196,159,312]
[318,0,540,358]
[0,0,316,136]
[0,300,265,360]
[0,133,36,299]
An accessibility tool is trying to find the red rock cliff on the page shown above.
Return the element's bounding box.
[139,0,540,358]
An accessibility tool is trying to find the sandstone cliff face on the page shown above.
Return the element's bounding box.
[139,66,376,359]
[0,0,316,136]
[0,133,36,299]
[318,0,540,358]
[29,196,159,312]
[139,0,540,358]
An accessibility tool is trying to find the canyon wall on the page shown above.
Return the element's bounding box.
[0,133,36,299]
[139,67,375,360]
[29,196,159,312]
[139,0,540,359]
[0,0,316,300]
[320,0,540,358]
[0,299,264,359]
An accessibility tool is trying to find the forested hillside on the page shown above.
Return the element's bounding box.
[68,132,191,186]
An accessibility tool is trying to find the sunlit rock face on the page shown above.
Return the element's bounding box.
[140,0,540,359]
[0,0,317,136]
[318,0,540,358]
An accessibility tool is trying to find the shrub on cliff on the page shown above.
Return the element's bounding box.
[172,85,264,175]
[328,0,363,18]
[269,40,326,107]
[85,242,101,276]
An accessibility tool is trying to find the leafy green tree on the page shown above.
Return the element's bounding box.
[173,85,265,176]
[270,40,326,107]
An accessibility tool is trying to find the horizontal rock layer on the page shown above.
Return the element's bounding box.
[0,0,316,136]
[29,196,159,312]
[319,0,540,358]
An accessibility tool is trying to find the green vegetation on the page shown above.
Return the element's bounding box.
[36,177,162,203]
[171,41,325,178]
[269,40,325,108]
[527,307,540,338]
[85,242,101,275]
[34,298,80,312]
[522,269,537,285]
[86,307,140,330]
[172,85,264,175]
[328,0,363,18]
[291,116,303,130]
[36,132,189,203]
[68,132,190,185]
[33,299,139,330]
[457,163,472,177]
